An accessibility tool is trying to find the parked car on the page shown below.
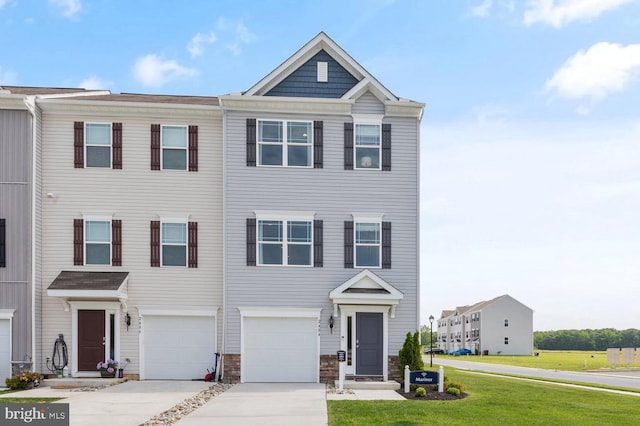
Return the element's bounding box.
[424,348,445,354]
[449,348,472,356]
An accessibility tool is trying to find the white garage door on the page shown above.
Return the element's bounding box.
[243,317,318,383]
[0,319,10,382]
[143,315,216,380]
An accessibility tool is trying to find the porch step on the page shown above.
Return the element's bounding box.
[41,377,124,388]
[334,380,400,390]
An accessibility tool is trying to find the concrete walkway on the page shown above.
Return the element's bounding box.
[176,383,328,426]
[5,380,212,426]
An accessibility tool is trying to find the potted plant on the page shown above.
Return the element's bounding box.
[96,359,119,378]
[5,371,44,390]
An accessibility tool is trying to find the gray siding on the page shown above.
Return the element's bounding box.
[266,50,359,98]
[0,109,33,362]
[224,110,419,355]
[352,91,385,115]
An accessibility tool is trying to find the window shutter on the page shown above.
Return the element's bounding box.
[188,221,198,268]
[150,124,161,170]
[313,121,323,169]
[112,219,122,266]
[382,221,392,269]
[344,221,354,268]
[188,125,198,172]
[150,221,160,267]
[246,218,256,266]
[112,123,122,169]
[74,121,84,168]
[73,219,83,265]
[344,122,353,170]
[313,219,323,267]
[382,123,391,171]
[246,118,256,167]
[0,219,5,268]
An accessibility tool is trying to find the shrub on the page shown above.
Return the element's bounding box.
[415,387,427,397]
[447,386,461,397]
[398,331,424,371]
[447,380,467,392]
[409,384,419,392]
[4,372,43,390]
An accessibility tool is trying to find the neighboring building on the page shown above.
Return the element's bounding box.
[437,295,533,356]
[0,32,422,383]
[219,32,423,383]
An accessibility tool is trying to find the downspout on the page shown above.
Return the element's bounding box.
[23,95,37,371]
[218,102,228,382]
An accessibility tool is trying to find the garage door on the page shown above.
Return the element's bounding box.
[243,317,318,383]
[143,315,216,380]
[0,319,10,382]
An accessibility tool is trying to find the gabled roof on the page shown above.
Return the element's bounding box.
[244,32,398,102]
[442,294,534,317]
[329,269,403,310]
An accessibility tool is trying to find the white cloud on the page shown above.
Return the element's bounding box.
[524,0,633,28]
[545,42,640,106]
[0,0,8,9]
[49,0,82,17]
[133,54,198,87]
[216,18,256,56]
[187,32,217,58]
[79,76,112,90]
[471,0,493,17]
[0,66,17,84]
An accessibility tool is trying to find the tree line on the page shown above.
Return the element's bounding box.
[534,329,640,351]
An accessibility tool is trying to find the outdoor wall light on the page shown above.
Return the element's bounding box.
[329,315,334,333]
[125,312,131,331]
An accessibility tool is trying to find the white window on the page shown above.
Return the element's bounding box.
[162,125,187,170]
[258,120,312,167]
[85,123,111,168]
[258,220,312,266]
[354,222,381,268]
[354,123,381,169]
[85,219,111,265]
[162,222,187,266]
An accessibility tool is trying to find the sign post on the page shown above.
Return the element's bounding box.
[337,350,346,392]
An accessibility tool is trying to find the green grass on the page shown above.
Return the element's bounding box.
[432,350,640,371]
[328,369,640,426]
[0,397,63,403]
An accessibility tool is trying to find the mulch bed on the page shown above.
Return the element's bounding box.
[396,386,467,401]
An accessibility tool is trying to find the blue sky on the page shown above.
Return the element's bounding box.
[2,0,639,330]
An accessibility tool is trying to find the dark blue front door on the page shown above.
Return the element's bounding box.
[356,312,383,375]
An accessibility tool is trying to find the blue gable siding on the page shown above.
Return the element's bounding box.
[265,50,359,98]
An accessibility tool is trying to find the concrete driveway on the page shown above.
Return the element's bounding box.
[176,383,328,426]
[5,380,212,426]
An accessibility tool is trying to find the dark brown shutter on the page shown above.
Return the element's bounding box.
[344,122,353,170]
[246,118,256,167]
[382,221,392,269]
[0,219,5,268]
[188,125,198,172]
[73,219,83,265]
[344,221,354,268]
[382,123,391,171]
[313,219,323,267]
[313,121,323,169]
[74,121,84,168]
[112,123,122,169]
[112,219,122,266]
[150,221,160,267]
[150,124,161,170]
[188,221,198,268]
[246,218,256,266]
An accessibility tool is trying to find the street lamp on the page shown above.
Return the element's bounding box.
[429,315,435,367]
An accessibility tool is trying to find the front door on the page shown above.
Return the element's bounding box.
[77,310,105,371]
[356,312,383,375]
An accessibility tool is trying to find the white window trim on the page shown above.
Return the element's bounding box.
[352,115,383,171]
[317,61,328,82]
[255,211,316,267]
[257,119,313,168]
[353,222,381,269]
[160,124,188,171]
[83,215,112,266]
[85,122,112,169]
[160,218,188,268]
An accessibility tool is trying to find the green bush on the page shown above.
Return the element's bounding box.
[447,386,461,397]
[398,331,424,371]
[409,384,419,392]
[4,371,43,390]
[447,380,467,392]
[415,387,427,397]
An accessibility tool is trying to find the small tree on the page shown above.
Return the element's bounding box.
[399,331,424,371]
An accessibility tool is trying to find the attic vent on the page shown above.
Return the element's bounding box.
[317,61,328,82]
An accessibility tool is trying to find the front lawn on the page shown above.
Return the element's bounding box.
[0,397,63,403]
[328,369,640,425]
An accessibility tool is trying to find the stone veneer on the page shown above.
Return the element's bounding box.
[222,354,241,383]
[388,355,401,382]
[320,354,338,384]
